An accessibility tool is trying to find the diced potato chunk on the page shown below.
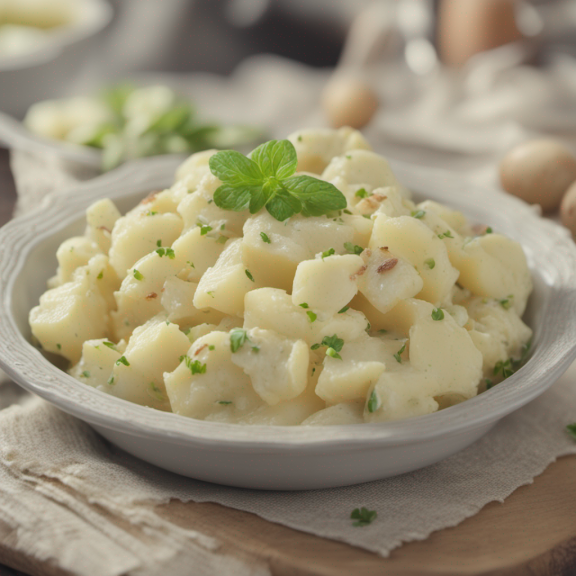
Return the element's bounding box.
[194,239,258,316]
[54,236,101,285]
[86,198,121,253]
[231,328,309,405]
[456,234,532,315]
[69,338,125,388]
[370,214,459,306]
[107,317,190,411]
[242,212,355,292]
[30,267,109,364]
[292,254,364,316]
[165,331,264,419]
[175,149,217,184]
[357,248,423,315]
[109,212,183,279]
[302,402,364,425]
[288,127,371,174]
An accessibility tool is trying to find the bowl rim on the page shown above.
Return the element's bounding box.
[1,155,575,452]
[0,0,113,72]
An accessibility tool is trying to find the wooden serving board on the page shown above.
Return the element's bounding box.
[1,148,575,576]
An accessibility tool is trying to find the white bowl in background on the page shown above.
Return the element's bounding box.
[0,156,575,490]
[0,0,113,118]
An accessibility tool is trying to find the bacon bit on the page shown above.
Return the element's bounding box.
[471,224,488,235]
[96,226,111,233]
[377,259,398,273]
[350,266,367,281]
[141,190,161,205]
[145,292,158,300]
[379,246,389,252]
[195,344,208,356]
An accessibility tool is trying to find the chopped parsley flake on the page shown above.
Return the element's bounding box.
[218,401,233,405]
[411,210,426,219]
[355,188,370,199]
[362,214,371,219]
[351,507,377,527]
[133,269,144,281]
[499,295,514,310]
[310,343,321,350]
[147,211,158,216]
[438,230,454,239]
[187,261,195,268]
[394,343,406,363]
[424,258,435,270]
[102,341,116,350]
[493,359,514,379]
[116,356,130,366]
[566,423,576,440]
[56,343,62,350]
[220,224,226,231]
[338,306,349,314]
[207,291,215,298]
[148,382,165,401]
[260,232,271,244]
[107,375,115,385]
[378,329,387,334]
[81,371,90,378]
[97,270,104,280]
[245,269,255,282]
[180,356,207,375]
[367,390,380,413]
[321,248,335,259]
[485,379,494,390]
[299,302,309,309]
[230,329,249,353]
[208,345,215,351]
[321,335,344,352]
[200,224,213,235]
[343,209,352,215]
[432,308,445,321]
[486,227,493,234]
[306,311,317,323]
[344,242,364,255]
[216,235,227,244]
[157,239,162,247]
[326,347,342,360]
[156,247,175,259]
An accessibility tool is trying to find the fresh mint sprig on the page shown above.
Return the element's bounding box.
[209,140,347,222]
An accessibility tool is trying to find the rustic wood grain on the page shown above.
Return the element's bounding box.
[0,149,575,576]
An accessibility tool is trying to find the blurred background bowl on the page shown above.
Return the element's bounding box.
[0,0,112,118]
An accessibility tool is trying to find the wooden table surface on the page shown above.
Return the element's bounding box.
[1,147,576,576]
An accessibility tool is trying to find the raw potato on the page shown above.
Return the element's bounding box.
[560,181,576,239]
[321,74,379,130]
[291,254,364,316]
[499,139,576,211]
[32,127,534,427]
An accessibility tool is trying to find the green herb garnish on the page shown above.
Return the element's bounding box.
[344,242,364,255]
[338,306,349,314]
[156,247,175,259]
[133,269,143,281]
[367,390,380,413]
[97,270,104,280]
[306,311,317,323]
[326,347,342,360]
[81,371,90,378]
[299,303,309,309]
[148,382,165,401]
[566,423,576,440]
[260,232,271,244]
[432,308,444,321]
[351,507,377,527]
[424,258,435,270]
[208,140,346,222]
[199,224,212,236]
[355,188,370,199]
[230,329,249,353]
[245,269,255,282]
[411,210,426,219]
[438,230,454,239]
[102,341,116,350]
[116,356,130,366]
[321,248,335,259]
[499,295,514,310]
[394,343,406,363]
[218,401,233,405]
[180,355,207,375]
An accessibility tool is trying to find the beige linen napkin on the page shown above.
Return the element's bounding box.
[3,53,576,574]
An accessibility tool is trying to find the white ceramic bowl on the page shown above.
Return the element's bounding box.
[0,156,575,490]
[0,0,113,118]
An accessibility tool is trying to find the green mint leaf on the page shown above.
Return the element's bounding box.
[260,232,271,244]
[249,183,273,214]
[282,175,347,217]
[250,139,297,180]
[266,190,301,222]
[230,328,248,353]
[367,390,380,413]
[209,150,262,185]
[431,308,444,321]
[213,183,254,212]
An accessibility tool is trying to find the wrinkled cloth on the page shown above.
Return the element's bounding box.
[3,52,576,575]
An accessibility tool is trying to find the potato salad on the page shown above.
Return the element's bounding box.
[29,127,533,426]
